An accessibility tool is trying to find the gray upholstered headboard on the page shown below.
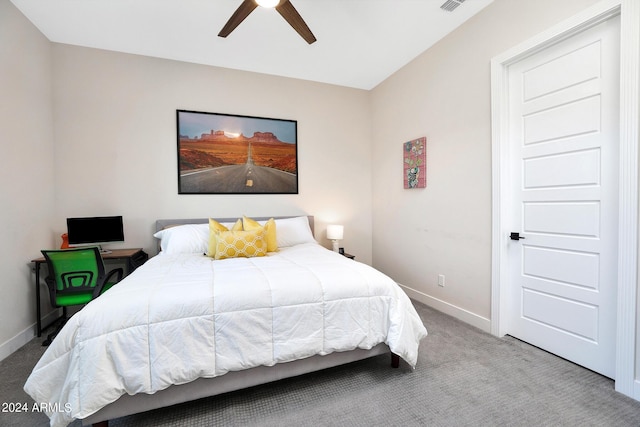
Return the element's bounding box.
[155,216,314,234]
[155,215,315,251]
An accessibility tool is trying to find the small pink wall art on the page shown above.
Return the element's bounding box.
[403,137,426,189]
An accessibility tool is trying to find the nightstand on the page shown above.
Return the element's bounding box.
[342,252,355,260]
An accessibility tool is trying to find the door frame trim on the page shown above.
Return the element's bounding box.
[490,0,640,398]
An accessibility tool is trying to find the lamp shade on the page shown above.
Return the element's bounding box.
[327,225,344,240]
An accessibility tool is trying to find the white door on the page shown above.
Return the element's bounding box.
[506,16,620,378]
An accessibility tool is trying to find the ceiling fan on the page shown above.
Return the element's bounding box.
[218,0,317,44]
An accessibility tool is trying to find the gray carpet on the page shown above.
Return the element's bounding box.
[2,302,640,427]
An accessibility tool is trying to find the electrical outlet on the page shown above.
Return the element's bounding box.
[438,274,445,287]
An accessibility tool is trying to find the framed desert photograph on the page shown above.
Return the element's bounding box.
[177,110,298,194]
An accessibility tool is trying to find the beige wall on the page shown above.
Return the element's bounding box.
[0,0,55,355]
[370,0,601,327]
[50,45,372,260]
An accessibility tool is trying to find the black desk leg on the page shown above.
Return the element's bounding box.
[35,262,42,337]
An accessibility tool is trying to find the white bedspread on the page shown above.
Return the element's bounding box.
[24,243,427,427]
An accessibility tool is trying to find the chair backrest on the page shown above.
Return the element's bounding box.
[41,247,106,307]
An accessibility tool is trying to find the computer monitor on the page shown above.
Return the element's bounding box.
[66,216,124,251]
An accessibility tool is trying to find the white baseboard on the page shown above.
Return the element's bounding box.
[0,309,60,362]
[399,283,492,333]
[634,379,640,401]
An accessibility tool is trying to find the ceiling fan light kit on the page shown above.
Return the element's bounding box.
[255,0,280,8]
[218,0,316,44]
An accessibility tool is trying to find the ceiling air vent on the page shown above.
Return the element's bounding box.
[440,0,466,12]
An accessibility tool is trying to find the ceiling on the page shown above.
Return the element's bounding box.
[10,0,494,90]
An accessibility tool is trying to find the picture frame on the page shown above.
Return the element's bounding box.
[403,137,426,189]
[177,110,298,194]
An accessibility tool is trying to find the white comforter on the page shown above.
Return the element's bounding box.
[25,243,427,427]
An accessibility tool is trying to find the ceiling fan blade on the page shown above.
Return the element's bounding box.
[218,0,258,38]
[275,0,317,44]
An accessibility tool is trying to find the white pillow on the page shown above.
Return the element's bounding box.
[153,223,210,254]
[153,218,315,253]
[274,216,316,247]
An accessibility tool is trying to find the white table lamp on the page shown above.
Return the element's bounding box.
[327,225,344,252]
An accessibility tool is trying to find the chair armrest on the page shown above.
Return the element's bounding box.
[92,268,124,299]
[105,267,124,284]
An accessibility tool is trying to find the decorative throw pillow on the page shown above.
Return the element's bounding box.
[214,229,267,260]
[242,216,278,252]
[207,218,242,258]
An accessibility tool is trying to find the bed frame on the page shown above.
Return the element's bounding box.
[82,216,398,427]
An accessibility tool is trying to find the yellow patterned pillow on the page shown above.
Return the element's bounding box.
[214,229,267,260]
[242,216,278,252]
[207,218,242,258]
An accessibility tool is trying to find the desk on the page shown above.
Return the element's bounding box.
[31,248,148,337]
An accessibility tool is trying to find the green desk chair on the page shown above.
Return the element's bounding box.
[41,247,123,346]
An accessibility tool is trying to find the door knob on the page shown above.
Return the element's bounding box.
[510,232,525,240]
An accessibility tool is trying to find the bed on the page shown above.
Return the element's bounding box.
[24,215,427,427]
